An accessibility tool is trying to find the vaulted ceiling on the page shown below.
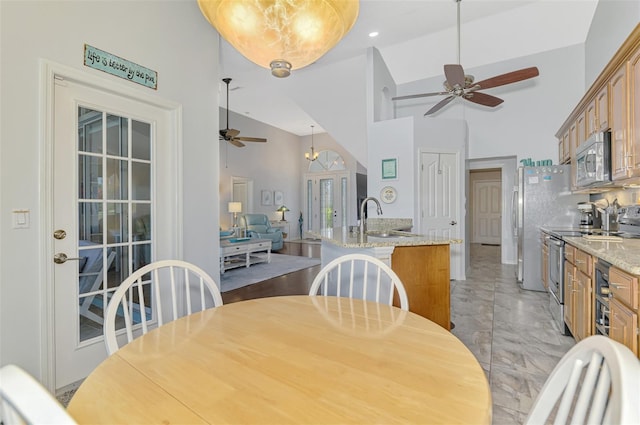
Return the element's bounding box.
[216,0,598,136]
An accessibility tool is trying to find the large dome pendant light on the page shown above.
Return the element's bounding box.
[197,0,360,78]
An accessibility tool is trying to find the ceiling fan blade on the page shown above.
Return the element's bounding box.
[424,96,455,116]
[392,91,450,101]
[464,91,504,107]
[444,64,465,88]
[225,128,240,138]
[235,137,267,143]
[228,139,245,148]
[473,67,539,90]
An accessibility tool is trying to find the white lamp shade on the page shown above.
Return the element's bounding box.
[228,202,242,213]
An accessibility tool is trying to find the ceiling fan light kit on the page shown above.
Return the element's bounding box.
[197,0,359,78]
[220,78,267,147]
[392,0,539,116]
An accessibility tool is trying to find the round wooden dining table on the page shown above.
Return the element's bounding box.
[67,295,491,424]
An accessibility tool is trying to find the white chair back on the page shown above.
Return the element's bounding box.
[0,364,77,425]
[104,259,223,355]
[525,335,640,424]
[309,254,409,311]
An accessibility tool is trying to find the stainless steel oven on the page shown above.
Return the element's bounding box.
[547,234,569,335]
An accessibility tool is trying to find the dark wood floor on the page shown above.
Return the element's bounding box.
[221,241,321,304]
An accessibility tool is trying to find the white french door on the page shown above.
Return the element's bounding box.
[52,76,177,389]
[304,172,349,235]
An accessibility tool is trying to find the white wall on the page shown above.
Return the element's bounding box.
[0,1,219,384]
[219,109,362,229]
[585,1,640,88]
[394,44,586,163]
[219,109,301,227]
[280,55,369,167]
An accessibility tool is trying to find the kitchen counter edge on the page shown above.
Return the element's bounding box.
[309,229,462,249]
[562,236,640,275]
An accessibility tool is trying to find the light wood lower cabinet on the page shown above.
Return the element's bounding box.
[610,298,638,356]
[609,267,639,356]
[564,244,593,341]
[564,260,576,333]
[575,269,592,341]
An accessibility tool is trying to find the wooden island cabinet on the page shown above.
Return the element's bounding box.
[316,229,457,331]
[391,244,451,330]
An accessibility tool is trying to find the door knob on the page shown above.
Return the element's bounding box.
[450,221,457,225]
[53,253,82,264]
[53,229,67,240]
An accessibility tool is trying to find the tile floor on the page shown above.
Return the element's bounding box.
[452,244,575,424]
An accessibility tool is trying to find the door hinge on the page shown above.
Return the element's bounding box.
[54,75,68,86]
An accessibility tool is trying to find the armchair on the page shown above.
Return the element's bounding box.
[240,214,284,251]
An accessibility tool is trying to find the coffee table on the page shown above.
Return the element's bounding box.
[219,238,271,273]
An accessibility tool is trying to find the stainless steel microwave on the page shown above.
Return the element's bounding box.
[575,131,611,187]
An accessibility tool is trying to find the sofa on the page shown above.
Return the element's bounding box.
[240,214,283,251]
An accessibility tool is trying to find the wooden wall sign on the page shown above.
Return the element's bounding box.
[83,44,157,90]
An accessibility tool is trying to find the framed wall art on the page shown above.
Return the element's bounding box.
[261,190,272,206]
[274,190,284,206]
[382,158,398,180]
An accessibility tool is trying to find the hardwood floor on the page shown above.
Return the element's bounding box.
[221,241,321,304]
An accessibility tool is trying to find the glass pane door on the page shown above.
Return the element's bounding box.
[77,107,153,342]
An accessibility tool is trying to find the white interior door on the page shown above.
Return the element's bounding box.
[420,152,461,279]
[52,77,176,389]
[473,180,502,244]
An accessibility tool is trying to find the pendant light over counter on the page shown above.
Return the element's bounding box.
[197,0,359,78]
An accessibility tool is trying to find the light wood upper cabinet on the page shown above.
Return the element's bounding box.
[587,85,609,137]
[555,24,639,182]
[596,84,609,132]
[569,122,577,161]
[630,48,640,177]
[576,113,587,150]
[559,130,570,164]
[586,100,597,137]
[611,64,630,180]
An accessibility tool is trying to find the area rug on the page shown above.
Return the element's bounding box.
[220,254,320,292]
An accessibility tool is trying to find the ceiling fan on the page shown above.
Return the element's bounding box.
[392,0,539,116]
[219,78,267,147]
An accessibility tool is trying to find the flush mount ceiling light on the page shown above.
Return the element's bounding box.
[197,0,359,78]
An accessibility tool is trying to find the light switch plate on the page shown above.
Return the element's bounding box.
[12,209,30,229]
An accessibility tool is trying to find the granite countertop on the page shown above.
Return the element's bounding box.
[563,236,640,275]
[310,227,462,249]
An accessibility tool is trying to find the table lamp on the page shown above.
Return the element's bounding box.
[228,202,242,227]
[276,205,289,221]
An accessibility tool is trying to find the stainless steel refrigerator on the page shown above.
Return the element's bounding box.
[514,165,587,291]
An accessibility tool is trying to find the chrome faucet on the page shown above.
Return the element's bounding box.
[359,196,383,241]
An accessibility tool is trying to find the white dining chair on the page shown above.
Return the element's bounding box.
[525,335,640,425]
[309,253,409,310]
[0,364,77,425]
[104,259,223,355]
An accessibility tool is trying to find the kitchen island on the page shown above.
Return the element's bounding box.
[312,227,462,330]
